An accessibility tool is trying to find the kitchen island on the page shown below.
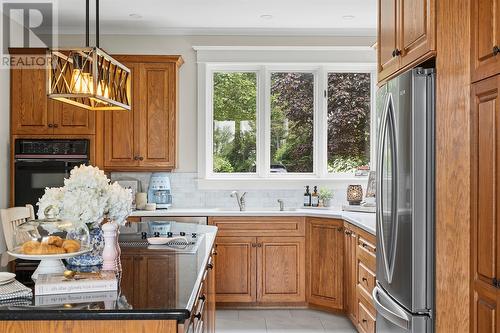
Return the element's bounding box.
[0,223,217,333]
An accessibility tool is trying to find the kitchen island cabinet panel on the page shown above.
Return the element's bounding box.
[0,320,178,333]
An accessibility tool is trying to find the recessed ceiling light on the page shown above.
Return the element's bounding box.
[342,15,355,20]
[260,14,273,20]
[129,13,142,19]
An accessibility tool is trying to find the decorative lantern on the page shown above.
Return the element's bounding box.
[347,185,363,205]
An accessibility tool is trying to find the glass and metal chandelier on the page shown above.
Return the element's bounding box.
[47,0,131,111]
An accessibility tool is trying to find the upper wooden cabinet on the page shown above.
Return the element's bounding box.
[102,55,183,171]
[378,0,399,81]
[471,0,500,82]
[377,0,435,82]
[307,218,345,310]
[10,49,96,135]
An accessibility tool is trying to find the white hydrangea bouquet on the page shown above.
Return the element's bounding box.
[37,165,133,229]
[37,165,133,267]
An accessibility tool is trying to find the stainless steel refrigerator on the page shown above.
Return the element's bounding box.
[374,68,435,333]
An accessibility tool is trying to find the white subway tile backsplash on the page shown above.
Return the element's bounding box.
[110,172,357,209]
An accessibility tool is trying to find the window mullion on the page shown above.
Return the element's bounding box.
[258,66,270,177]
[316,67,328,178]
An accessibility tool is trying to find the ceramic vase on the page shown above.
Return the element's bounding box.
[67,227,105,266]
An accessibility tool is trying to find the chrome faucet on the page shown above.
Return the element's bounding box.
[277,199,285,211]
[230,191,247,211]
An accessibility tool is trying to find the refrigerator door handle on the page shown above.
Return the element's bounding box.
[373,285,411,330]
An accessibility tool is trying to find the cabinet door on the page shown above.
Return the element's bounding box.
[472,281,499,333]
[471,0,500,82]
[471,77,500,287]
[377,0,400,81]
[399,0,435,67]
[120,254,139,306]
[307,218,344,309]
[138,63,177,169]
[10,67,51,134]
[138,255,177,308]
[344,225,358,324]
[51,100,95,135]
[257,236,305,303]
[103,62,140,168]
[215,236,257,303]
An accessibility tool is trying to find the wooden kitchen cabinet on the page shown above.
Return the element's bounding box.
[344,223,359,325]
[10,66,51,135]
[214,236,257,303]
[102,55,183,171]
[377,0,399,81]
[258,236,305,303]
[471,75,500,331]
[471,0,500,83]
[307,218,344,310]
[120,252,177,308]
[10,49,96,135]
[210,217,306,305]
[377,0,435,82]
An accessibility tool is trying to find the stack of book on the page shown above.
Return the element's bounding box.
[35,271,118,296]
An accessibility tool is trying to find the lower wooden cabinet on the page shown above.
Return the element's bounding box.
[210,217,306,305]
[258,236,305,303]
[214,236,256,303]
[344,223,359,324]
[307,218,345,310]
[214,235,305,305]
[472,280,499,333]
[120,252,177,308]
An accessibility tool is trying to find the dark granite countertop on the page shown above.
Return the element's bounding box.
[0,223,217,322]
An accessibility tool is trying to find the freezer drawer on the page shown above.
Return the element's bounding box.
[373,285,432,333]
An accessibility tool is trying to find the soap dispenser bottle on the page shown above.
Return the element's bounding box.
[311,186,319,207]
[304,186,311,207]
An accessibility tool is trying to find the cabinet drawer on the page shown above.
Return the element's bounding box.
[358,261,376,296]
[357,236,376,271]
[209,217,305,237]
[358,301,376,333]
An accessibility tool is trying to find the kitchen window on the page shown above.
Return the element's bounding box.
[198,62,376,185]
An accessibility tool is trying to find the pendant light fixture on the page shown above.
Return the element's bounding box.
[47,0,131,111]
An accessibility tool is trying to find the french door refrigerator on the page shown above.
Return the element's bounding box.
[374,68,435,333]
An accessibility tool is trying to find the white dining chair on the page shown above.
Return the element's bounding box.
[0,204,35,251]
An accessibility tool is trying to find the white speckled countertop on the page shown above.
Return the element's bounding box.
[130,208,376,235]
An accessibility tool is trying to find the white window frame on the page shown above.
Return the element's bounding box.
[197,61,376,189]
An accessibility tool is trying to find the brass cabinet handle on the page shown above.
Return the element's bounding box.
[53,123,59,128]
[257,243,262,247]
[494,45,500,56]
[207,263,213,270]
[362,277,368,282]
[48,123,53,128]
[139,156,144,161]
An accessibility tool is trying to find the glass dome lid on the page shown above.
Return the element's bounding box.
[14,206,90,255]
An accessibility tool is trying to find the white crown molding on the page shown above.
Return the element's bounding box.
[192,45,374,51]
[54,26,377,37]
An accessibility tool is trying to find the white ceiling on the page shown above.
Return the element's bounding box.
[54,0,376,36]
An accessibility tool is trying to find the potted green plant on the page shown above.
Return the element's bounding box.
[319,187,333,207]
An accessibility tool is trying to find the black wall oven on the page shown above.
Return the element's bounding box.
[14,139,90,210]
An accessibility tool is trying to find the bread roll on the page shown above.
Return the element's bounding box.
[21,240,40,254]
[46,236,64,247]
[62,239,81,253]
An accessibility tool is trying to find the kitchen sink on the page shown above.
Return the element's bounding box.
[211,207,298,212]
